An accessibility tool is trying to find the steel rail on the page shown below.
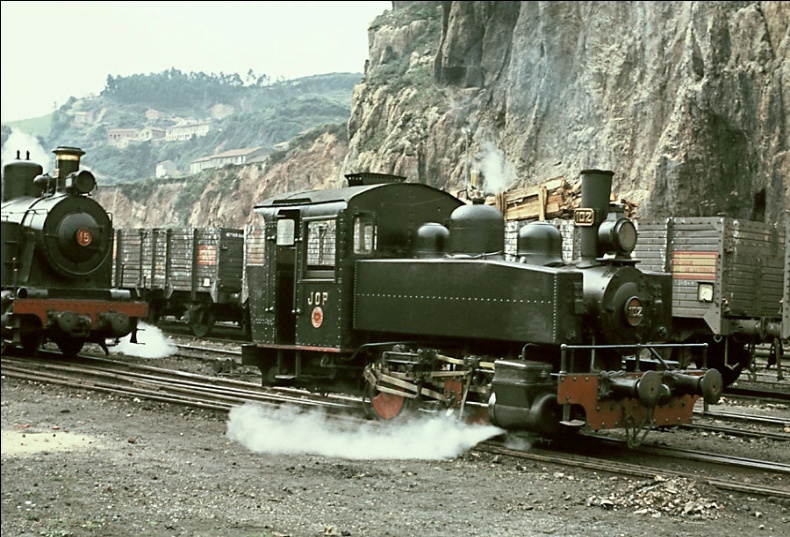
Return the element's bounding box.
[478,441,790,500]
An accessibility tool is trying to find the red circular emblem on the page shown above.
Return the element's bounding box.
[311,307,323,328]
[76,228,93,246]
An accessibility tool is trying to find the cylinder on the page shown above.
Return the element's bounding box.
[487,391,561,436]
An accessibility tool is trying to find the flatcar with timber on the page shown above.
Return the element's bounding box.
[633,211,789,384]
[1,146,147,356]
[242,170,722,445]
[114,226,247,337]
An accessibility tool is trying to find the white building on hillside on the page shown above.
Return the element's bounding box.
[189,147,269,174]
[165,120,211,141]
[156,160,180,178]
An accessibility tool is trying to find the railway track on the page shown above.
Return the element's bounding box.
[2,349,788,500]
[0,353,361,416]
[9,339,789,431]
[477,439,790,500]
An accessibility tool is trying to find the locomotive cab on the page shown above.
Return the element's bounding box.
[242,173,464,392]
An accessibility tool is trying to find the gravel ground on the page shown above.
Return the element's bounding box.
[2,369,789,537]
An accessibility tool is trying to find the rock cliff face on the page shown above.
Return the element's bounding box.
[352,0,788,222]
[100,132,349,229]
[97,1,788,229]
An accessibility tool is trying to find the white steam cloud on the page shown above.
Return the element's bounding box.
[111,322,178,359]
[1,129,51,172]
[476,140,517,195]
[227,403,505,460]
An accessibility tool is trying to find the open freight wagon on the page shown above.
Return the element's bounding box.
[114,227,247,337]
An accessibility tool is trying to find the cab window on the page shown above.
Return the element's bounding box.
[305,218,336,275]
[276,219,295,246]
[353,215,376,255]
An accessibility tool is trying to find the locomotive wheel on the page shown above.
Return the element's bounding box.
[20,332,43,355]
[189,308,215,338]
[367,391,412,420]
[241,308,252,339]
[365,383,416,421]
[18,317,43,356]
[55,338,85,357]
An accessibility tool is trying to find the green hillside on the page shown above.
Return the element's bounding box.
[1,70,361,183]
[3,113,53,139]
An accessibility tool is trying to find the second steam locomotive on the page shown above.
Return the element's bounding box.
[1,147,147,356]
[241,169,722,444]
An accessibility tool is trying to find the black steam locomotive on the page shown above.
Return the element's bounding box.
[1,146,147,356]
[242,170,722,444]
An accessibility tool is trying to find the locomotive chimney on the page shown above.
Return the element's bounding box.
[577,169,614,262]
[52,146,85,180]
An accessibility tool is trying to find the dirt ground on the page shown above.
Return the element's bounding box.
[1,374,788,537]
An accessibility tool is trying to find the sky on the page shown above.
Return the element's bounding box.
[0,1,391,123]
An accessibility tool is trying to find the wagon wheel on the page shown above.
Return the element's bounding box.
[146,300,163,325]
[189,307,215,338]
[693,336,750,387]
[55,337,85,358]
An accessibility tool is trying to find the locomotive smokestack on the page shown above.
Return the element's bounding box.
[53,146,84,179]
[577,169,614,262]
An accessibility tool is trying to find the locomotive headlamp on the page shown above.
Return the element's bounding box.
[598,218,637,255]
[66,170,96,194]
[623,296,644,326]
[697,282,714,302]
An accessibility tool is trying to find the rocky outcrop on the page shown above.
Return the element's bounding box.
[96,131,349,229]
[351,1,788,223]
[98,1,788,229]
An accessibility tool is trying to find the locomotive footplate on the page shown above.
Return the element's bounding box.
[553,342,723,446]
[557,367,722,444]
[11,297,148,338]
